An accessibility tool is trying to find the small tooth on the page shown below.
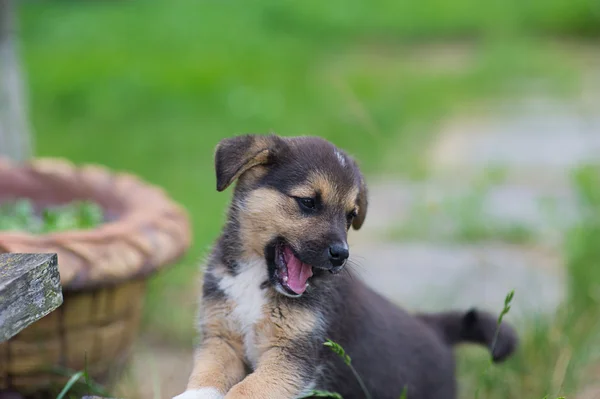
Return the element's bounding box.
[283,276,288,282]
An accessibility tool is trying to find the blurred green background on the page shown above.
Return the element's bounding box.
[19,0,597,340]
[13,0,600,397]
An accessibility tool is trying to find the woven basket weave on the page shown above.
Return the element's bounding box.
[0,158,192,394]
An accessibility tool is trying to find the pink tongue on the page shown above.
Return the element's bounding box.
[284,246,313,294]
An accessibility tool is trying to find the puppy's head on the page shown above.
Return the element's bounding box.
[215,134,368,298]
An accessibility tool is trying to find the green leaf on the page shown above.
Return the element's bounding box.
[299,389,343,399]
[42,208,59,232]
[51,365,112,397]
[56,371,84,399]
[324,339,351,365]
[323,339,372,399]
[14,199,34,225]
[78,201,103,228]
[83,352,91,388]
[1,199,104,234]
[497,289,515,325]
[399,386,408,399]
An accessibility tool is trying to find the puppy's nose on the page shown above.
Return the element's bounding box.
[328,242,349,267]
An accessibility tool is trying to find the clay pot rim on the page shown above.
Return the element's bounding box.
[0,157,193,291]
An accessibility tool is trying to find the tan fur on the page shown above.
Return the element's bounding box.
[291,171,360,215]
[307,171,337,204]
[257,296,321,347]
[215,135,279,192]
[353,174,368,230]
[240,176,359,262]
[186,300,246,392]
[187,274,321,398]
[182,135,367,398]
[346,186,360,214]
[238,187,315,259]
[238,165,269,187]
[225,349,307,399]
[224,300,320,398]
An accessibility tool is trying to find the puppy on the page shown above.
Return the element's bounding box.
[174,134,518,399]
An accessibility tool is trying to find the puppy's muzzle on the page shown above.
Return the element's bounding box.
[328,242,349,267]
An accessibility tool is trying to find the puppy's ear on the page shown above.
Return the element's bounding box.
[214,134,280,192]
[352,175,368,230]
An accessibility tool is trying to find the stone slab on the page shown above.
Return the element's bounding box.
[348,242,565,320]
[354,179,578,245]
[428,97,600,187]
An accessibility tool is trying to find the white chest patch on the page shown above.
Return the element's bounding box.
[218,258,268,368]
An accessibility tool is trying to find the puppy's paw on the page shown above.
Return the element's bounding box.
[172,388,224,399]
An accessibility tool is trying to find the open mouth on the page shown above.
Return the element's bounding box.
[273,241,314,296]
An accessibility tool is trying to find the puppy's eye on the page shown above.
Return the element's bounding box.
[346,209,358,227]
[298,197,316,210]
[347,209,358,220]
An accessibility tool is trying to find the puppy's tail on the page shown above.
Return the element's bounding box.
[416,308,518,363]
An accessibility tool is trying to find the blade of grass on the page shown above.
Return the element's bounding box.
[56,371,84,399]
[475,290,515,399]
[299,389,343,398]
[51,366,113,397]
[324,339,372,399]
[490,290,514,358]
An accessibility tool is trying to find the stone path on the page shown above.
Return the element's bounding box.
[356,178,578,245]
[428,97,600,187]
[349,93,600,321]
[349,242,564,320]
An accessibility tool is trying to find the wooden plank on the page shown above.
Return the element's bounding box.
[0,253,62,342]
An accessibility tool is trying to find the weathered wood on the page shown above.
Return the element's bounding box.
[0,253,62,342]
[0,0,34,162]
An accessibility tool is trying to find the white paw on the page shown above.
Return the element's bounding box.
[172,388,224,399]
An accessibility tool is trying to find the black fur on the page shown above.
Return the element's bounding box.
[207,134,518,399]
[291,272,518,399]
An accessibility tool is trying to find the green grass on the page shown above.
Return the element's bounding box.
[387,179,538,245]
[455,165,600,398]
[52,367,113,399]
[16,0,586,344]
[9,2,598,397]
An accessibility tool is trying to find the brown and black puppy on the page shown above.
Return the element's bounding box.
[174,134,518,399]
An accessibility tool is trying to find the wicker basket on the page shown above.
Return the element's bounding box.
[0,158,192,394]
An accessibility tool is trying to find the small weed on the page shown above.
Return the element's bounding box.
[318,289,565,399]
[52,361,112,399]
[324,339,372,399]
[300,390,343,399]
[56,371,85,399]
[475,290,515,399]
[324,339,351,366]
[491,290,514,359]
[458,164,600,398]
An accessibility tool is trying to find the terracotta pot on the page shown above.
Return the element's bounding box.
[0,158,192,394]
